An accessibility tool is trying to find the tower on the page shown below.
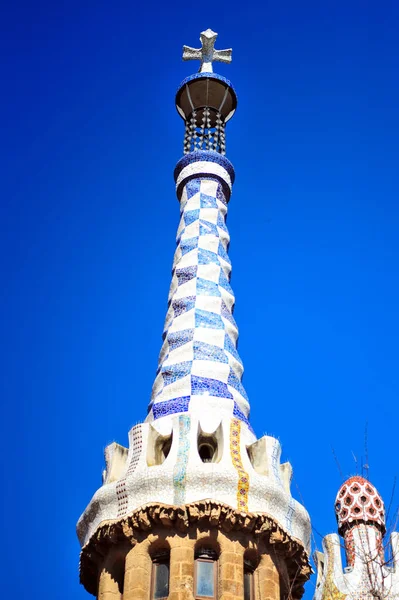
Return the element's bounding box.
[77,30,311,600]
[314,475,399,600]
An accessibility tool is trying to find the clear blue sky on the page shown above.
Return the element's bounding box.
[1,1,398,598]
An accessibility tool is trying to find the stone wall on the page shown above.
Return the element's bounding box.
[97,525,291,600]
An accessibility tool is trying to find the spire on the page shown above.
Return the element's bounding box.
[77,31,312,598]
[146,29,249,431]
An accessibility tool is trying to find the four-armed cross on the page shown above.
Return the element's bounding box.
[183,29,232,73]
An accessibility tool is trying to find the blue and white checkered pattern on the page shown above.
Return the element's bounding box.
[148,174,250,427]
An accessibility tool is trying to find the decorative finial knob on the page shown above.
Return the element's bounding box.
[335,476,385,535]
[183,29,232,73]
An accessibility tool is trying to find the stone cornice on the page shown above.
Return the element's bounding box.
[79,500,312,597]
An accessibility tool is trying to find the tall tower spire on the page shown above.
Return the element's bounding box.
[77,30,312,600]
[147,32,248,435]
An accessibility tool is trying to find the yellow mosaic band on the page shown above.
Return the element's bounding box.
[230,418,249,512]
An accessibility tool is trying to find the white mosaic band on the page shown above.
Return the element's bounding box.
[175,160,233,202]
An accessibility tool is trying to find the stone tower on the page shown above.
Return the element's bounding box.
[77,29,311,600]
[314,475,399,600]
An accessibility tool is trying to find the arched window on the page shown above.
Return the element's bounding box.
[198,434,220,463]
[147,424,173,467]
[197,423,223,464]
[198,438,217,463]
[150,549,170,600]
[243,551,259,600]
[194,547,218,599]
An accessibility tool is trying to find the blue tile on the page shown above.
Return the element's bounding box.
[200,193,218,208]
[153,396,190,419]
[218,269,234,295]
[199,220,219,237]
[217,212,228,231]
[224,334,243,366]
[180,237,198,255]
[233,402,254,433]
[216,183,228,204]
[198,248,220,265]
[176,266,197,285]
[167,329,194,351]
[195,309,224,329]
[196,277,221,297]
[161,361,192,386]
[217,242,231,265]
[184,209,200,226]
[191,375,233,399]
[186,179,201,199]
[228,370,249,402]
[220,300,237,328]
[172,296,196,318]
[193,341,228,363]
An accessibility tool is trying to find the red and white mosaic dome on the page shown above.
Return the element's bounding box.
[335,476,385,534]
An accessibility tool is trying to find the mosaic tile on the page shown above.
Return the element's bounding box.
[195,308,225,329]
[199,219,219,237]
[184,209,200,226]
[198,247,220,265]
[172,296,196,318]
[217,241,231,264]
[218,269,234,295]
[217,211,228,231]
[167,329,194,351]
[224,334,243,365]
[228,370,249,402]
[196,277,221,297]
[115,424,143,518]
[230,419,249,511]
[160,361,192,387]
[193,341,228,363]
[200,192,218,208]
[176,266,198,285]
[232,402,254,434]
[191,375,233,398]
[173,414,191,504]
[174,149,236,186]
[180,237,198,255]
[185,178,201,198]
[153,396,190,419]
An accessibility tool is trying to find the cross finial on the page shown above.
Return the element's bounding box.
[182,29,232,74]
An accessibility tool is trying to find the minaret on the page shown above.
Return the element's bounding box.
[77,30,311,600]
[314,476,399,600]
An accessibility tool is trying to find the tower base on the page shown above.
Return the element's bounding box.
[80,500,311,599]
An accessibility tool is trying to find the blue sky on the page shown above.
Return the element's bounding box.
[1,1,398,598]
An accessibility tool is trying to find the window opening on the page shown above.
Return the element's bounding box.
[199,443,215,463]
[151,550,170,600]
[194,548,218,599]
[198,436,217,463]
[243,554,258,600]
[147,431,173,466]
[244,570,253,600]
[161,437,172,461]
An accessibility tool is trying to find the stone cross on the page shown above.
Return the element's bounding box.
[183,29,232,73]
